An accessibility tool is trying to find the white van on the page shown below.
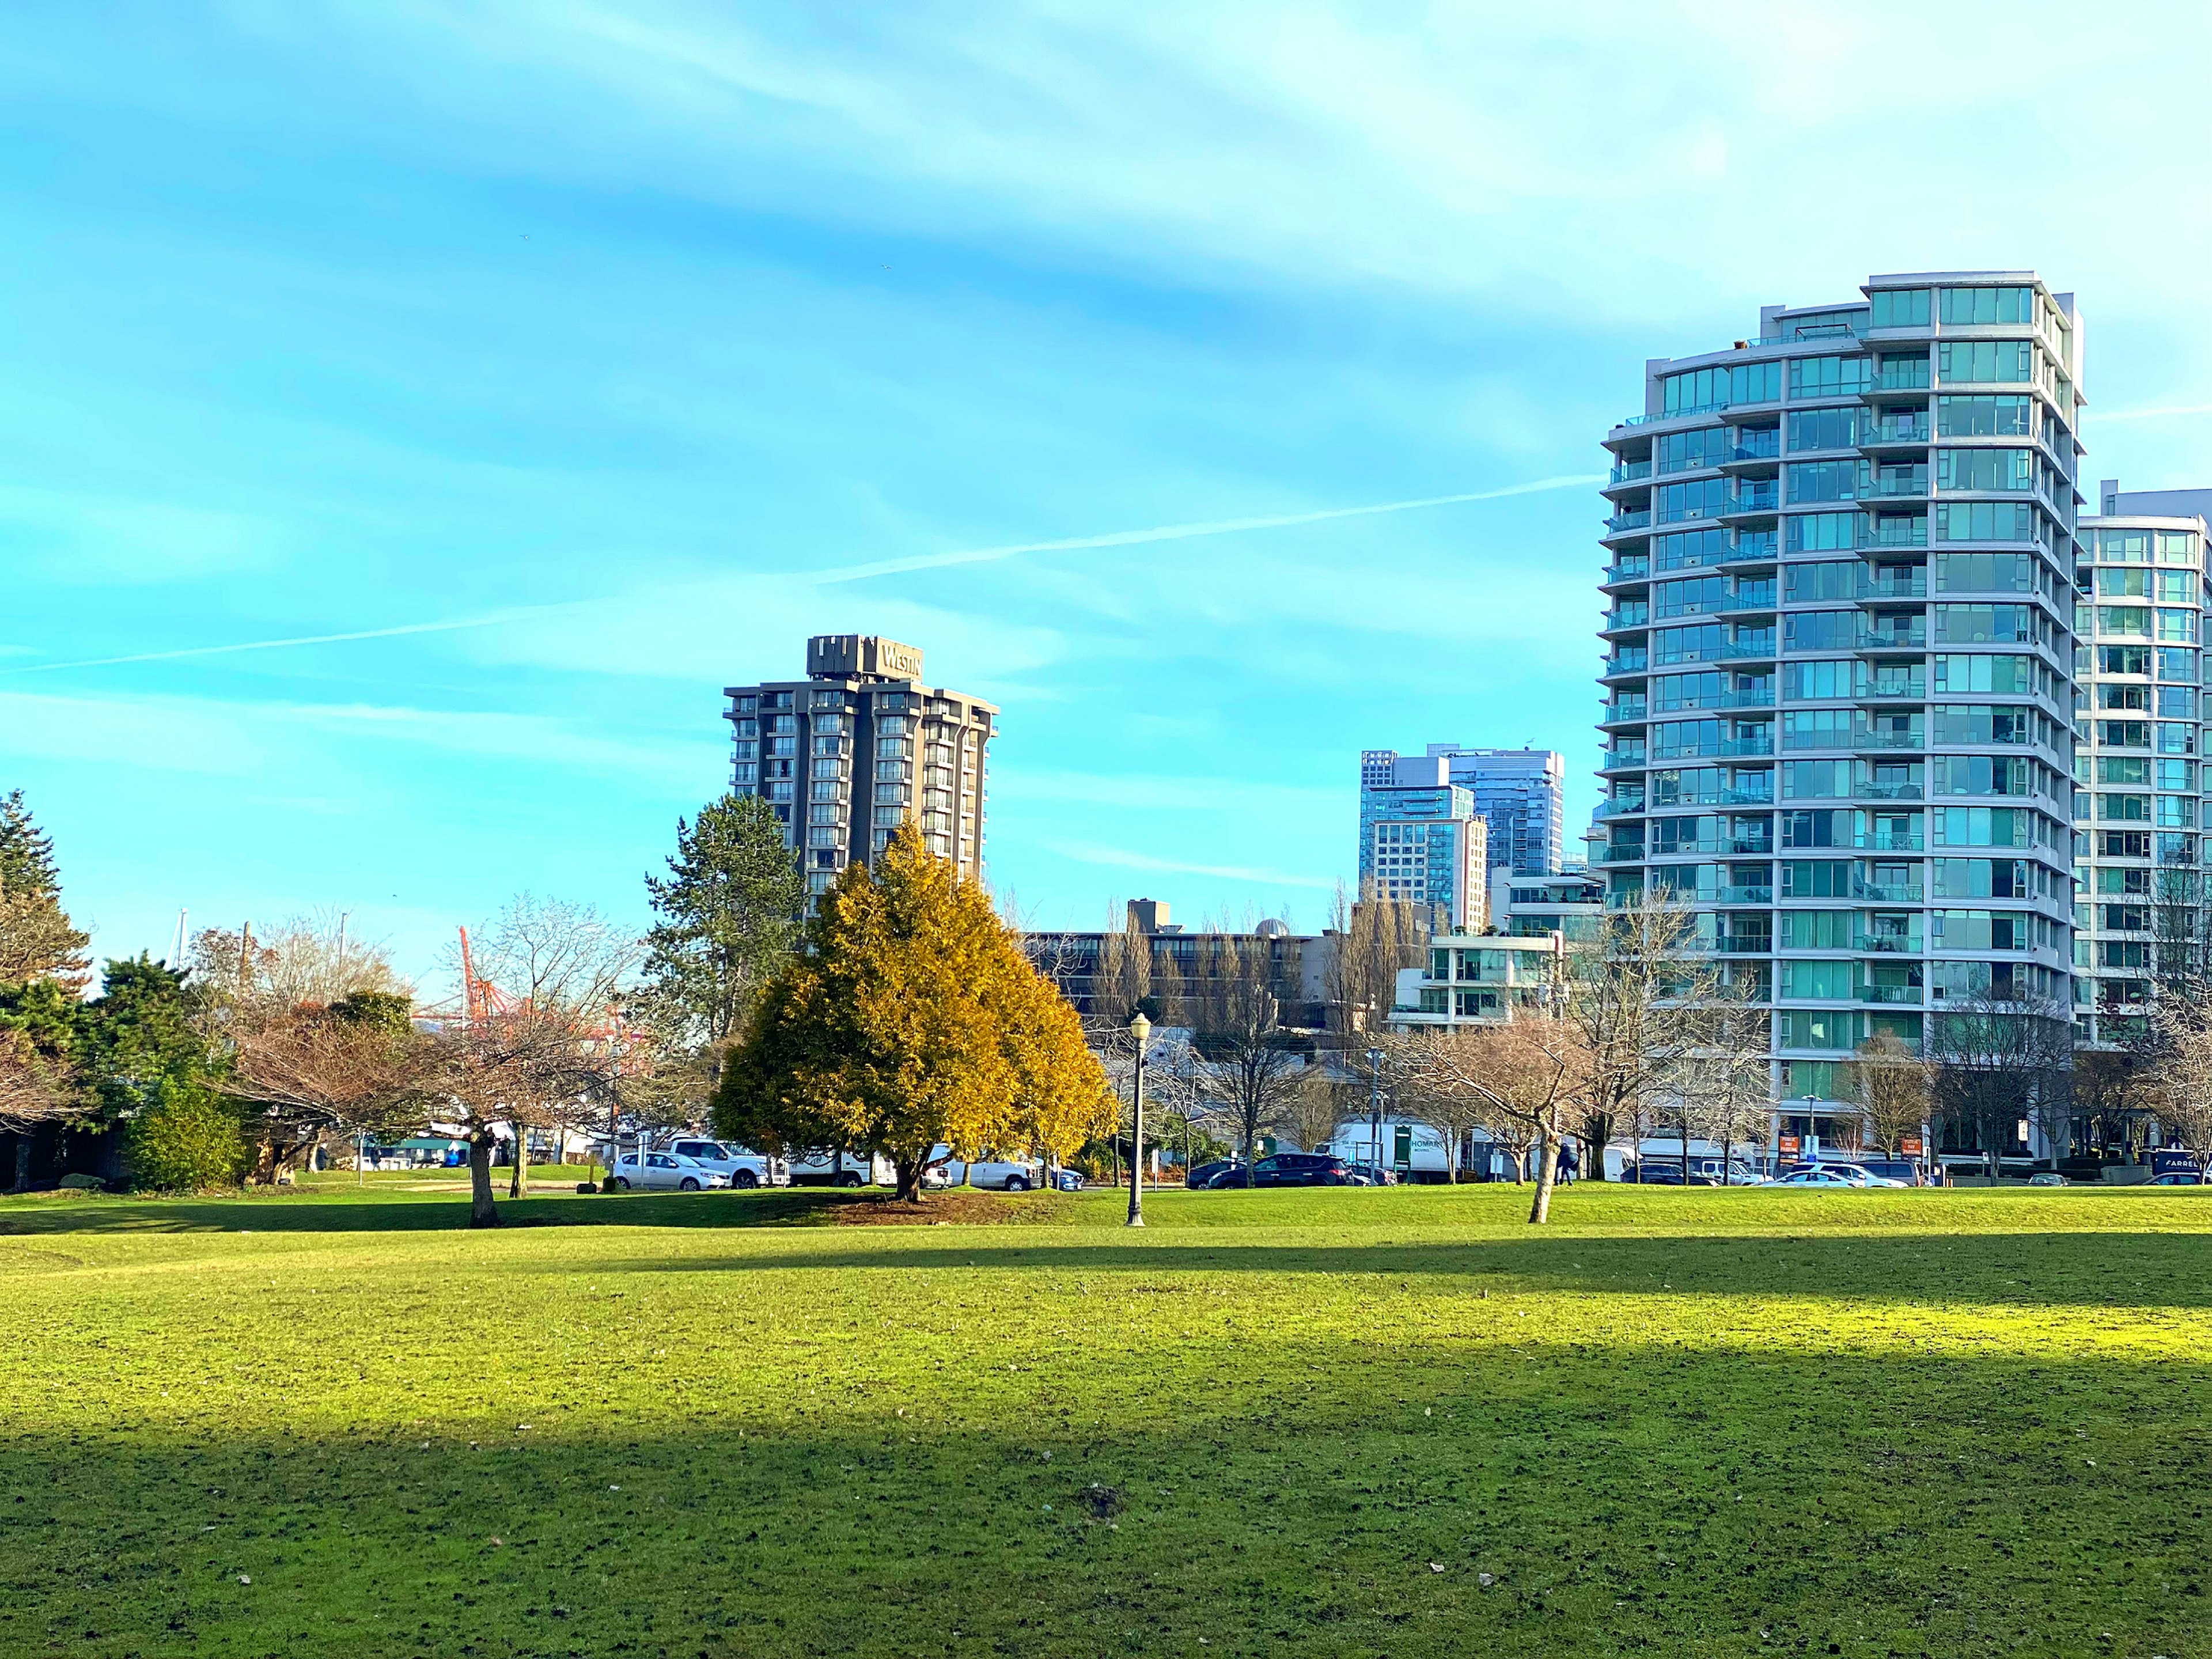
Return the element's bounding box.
[919,1145,1050,1191]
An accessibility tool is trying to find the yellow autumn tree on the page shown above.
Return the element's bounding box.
[714,825,1112,1200]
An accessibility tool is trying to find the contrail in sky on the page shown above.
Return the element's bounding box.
[2,472,1603,676]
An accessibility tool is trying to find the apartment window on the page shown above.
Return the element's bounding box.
[1781,860,1854,899]
[2100,529,2152,562]
[1936,448,2032,493]
[1936,605,2036,645]
[1786,461,1863,505]
[2097,756,2150,786]
[1788,355,1869,397]
[1936,502,2038,541]
[1786,512,1859,552]
[1779,960,1854,999]
[1786,408,1860,452]
[1937,395,2032,437]
[1938,286,2035,325]
[2098,645,2150,675]
[2158,647,2197,681]
[2158,608,2199,643]
[1870,289,1931,328]
[1656,478,1726,524]
[1933,654,2035,694]
[2099,606,2152,637]
[2158,531,2198,563]
[1937,339,2033,384]
[1935,552,2033,593]
[1782,661,1851,700]
[2159,797,2197,828]
[1783,613,1855,655]
[1783,561,1858,603]
[1656,427,1729,473]
[2157,687,2198,719]
[1662,360,1782,413]
[1934,807,2032,848]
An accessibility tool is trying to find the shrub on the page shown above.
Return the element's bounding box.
[126,1080,252,1192]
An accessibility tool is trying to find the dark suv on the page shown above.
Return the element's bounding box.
[1210,1153,1354,1188]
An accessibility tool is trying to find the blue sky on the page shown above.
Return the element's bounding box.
[7,2,2212,986]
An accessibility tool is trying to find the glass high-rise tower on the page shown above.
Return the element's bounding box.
[2072,483,2212,1047]
[1597,273,2084,1137]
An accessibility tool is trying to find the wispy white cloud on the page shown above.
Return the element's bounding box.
[1046,838,1334,891]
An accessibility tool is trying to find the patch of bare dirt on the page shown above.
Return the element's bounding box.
[830,1191,1063,1226]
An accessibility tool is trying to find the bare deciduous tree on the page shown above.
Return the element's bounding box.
[1569,893,1734,1182]
[1181,931,1312,1183]
[1925,992,2074,1177]
[2137,995,2212,1177]
[1843,1031,1931,1162]
[456,895,642,1196]
[191,910,405,1017]
[1399,1015,1585,1221]
[1325,879,1427,1036]
[0,1027,79,1191]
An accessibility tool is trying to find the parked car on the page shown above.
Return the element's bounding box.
[607,1152,728,1192]
[2152,1172,2203,1186]
[1816,1163,1910,1188]
[1049,1166,1085,1192]
[1211,1153,1354,1188]
[1342,1163,1399,1186]
[663,1138,790,1190]
[1756,1167,1861,1189]
[2027,1171,2068,1187]
[1186,1159,1244,1189]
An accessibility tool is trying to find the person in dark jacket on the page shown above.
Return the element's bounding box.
[1558,1143,1579,1184]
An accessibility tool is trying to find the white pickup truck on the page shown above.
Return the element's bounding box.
[786,1150,896,1188]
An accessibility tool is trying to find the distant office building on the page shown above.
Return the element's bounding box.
[1491,870,1607,943]
[724,635,997,898]
[1362,745,1566,877]
[1355,753,1488,929]
[1023,899,1336,1028]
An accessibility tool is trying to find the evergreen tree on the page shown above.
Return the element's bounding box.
[0,790,62,900]
[0,789,89,987]
[714,825,1111,1200]
[80,955,249,1189]
[641,793,807,1048]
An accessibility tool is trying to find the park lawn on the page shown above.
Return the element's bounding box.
[2,1185,2210,1658]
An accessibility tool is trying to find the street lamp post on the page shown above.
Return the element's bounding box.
[1365,1046,1385,1176]
[1127,1011,1151,1228]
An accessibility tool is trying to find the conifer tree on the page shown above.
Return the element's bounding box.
[715,826,1111,1199]
[0,790,89,988]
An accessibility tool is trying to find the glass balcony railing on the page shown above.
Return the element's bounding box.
[1718,885,1775,904]
[1730,529,1779,560]
[1854,934,1924,955]
[1856,622,1929,649]
[1866,468,1931,498]
[1605,556,1650,581]
[1606,510,1653,533]
[1857,575,1928,600]
[1717,935,1775,954]
[1857,679,1926,699]
[1721,591,1778,611]
[1728,432,1782,464]
[1857,780,1924,800]
[1609,460,1653,486]
[1858,881,1923,903]
[1653,688,1776,714]
[1606,701,1647,722]
[1862,414,1931,444]
[1859,985,1925,1005]
[1854,729,1925,750]
[1724,484,1781,514]
[1855,832,1926,851]
[1650,737,1774,761]
[1593,800,1644,819]
[1653,599,1725,620]
[1605,650,1649,674]
[1601,843,1645,863]
[1869,517,1929,548]
[1719,788,1776,807]
[1877,359,1931,390]
[1721,631,1777,659]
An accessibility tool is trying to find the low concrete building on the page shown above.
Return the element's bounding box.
[1389,932,1566,1028]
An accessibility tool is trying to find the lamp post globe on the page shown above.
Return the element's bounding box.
[1126,1010,1152,1226]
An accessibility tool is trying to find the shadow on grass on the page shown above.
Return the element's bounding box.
[601,1231,2212,1309]
[0,1187,902,1236]
[4,1345,2210,1659]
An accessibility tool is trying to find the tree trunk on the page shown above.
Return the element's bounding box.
[467,1132,499,1229]
[895,1157,926,1203]
[1528,1134,1560,1225]
[508,1122,526,1199]
[13,1135,32,1192]
[1680,1111,1691,1187]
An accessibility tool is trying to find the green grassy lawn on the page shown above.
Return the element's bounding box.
[4,1184,2211,1658]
